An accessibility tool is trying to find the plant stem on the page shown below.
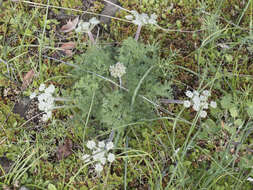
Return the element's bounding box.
[119,77,122,88]
[159,99,184,104]
[107,130,115,143]
[87,31,95,44]
[135,24,142,41]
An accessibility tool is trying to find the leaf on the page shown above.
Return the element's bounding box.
[60,41,76,50]
[234,119,243,126]
[22,69,35,90]
[56,138,73,161]
[229,106,238,118]
[247,102,253,117]
[224,124,236,135]
[131,66,154,108]
[220,94,233,109]
[59,42,76,56]
[247,106,253,117]
[60,17,79,33]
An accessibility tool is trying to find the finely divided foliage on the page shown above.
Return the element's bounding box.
[69,37,174,130]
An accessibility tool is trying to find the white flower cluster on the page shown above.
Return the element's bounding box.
[75,17,100,33]
[125,10,157,25]
[184,90,217,118]
[247,177,253,182]
[109,62,126,78]
[30,84,55,122]
[82,140,115,173]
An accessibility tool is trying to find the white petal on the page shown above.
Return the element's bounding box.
[99,157,106,165]
[202,90,211,97]
[39,84,46,91]
[148,13,157,24]
[200,95,207,102]
[87,140,96,150]
[149,19,157,25]
[107,153,115,163]
[150,13,157,20]
[46,111,52,118]
[192,96,200,105]
[82,22,91,31]
[210,101,217,108]
[183,100,191,108]
[93,149,105,161]
[125,15,133,20]
[185,90,193,98]
[37,94,44,102]
[200,110,207,118]
[82,154,90,163]
[193,90,199,96]
[193,104,200,111]
[42,113,50,122]
[89,17,100,25]
[247,177,253,182]
[130,10,139,17]
[202,102,208,109]
[94,163,103,173]
[76,21,90,33]
[30,92,37,99]
[133,19,142,25]
[98,141,105,148]
[175,148,180,155]
[38,102,46,111]
[75,26,82,33]
[106,142,114,150]
[141,13,148,19]
[45,84,55,94]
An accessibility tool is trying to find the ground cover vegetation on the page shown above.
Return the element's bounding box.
[0,0,253,189]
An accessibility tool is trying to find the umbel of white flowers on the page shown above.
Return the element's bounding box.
[125,11,157,41]
[109,62,126,87]
[75,17,100,33]
[75,17,100,44]
[30,84,55,122]
[183,90,217,118]
[82,140,115,173]
[125,11,157,25]
[109,62,126,78]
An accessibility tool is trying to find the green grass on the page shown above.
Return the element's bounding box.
[0,0,253,189]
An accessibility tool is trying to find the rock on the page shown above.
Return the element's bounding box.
[0,156,13,175]
[100,0,120,25]
[13,97,30,118]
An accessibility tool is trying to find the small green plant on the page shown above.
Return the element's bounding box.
[67,37,173,136]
